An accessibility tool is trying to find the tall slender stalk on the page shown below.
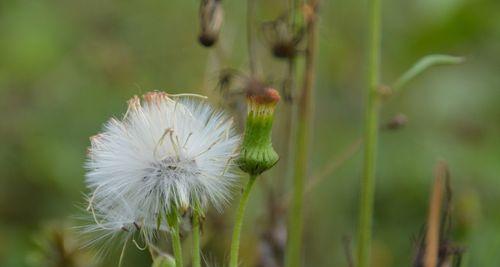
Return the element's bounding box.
[285,1,319,266]
[279,57,297,199]
[356,0,382,266]
[229,175,257,267]
[247,0,257,76]
[192,209,202,267]
[279,7,298,197]
[167,209,184,267]
[171,228,183,267]
[424,163,445,267]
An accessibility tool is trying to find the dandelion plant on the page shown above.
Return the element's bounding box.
[84,91,240,266]
[230,86,280,267]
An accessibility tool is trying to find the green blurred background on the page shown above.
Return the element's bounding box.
[1,0,499,266]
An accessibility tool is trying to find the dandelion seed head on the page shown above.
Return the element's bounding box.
[84,91,240,242]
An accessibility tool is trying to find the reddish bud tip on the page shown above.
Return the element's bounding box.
[246,84,281,105]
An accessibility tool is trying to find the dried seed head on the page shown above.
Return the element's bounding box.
[273,42,297,59]
[262,14,305,59]
[84,91,241,247]
[198,0,223,47]
[384,113,408,130]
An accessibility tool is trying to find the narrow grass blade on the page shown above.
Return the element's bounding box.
[393,55,464,91]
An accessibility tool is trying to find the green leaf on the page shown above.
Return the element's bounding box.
[392,54,465,91]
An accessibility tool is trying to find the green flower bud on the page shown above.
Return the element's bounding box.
[238,86,280,175]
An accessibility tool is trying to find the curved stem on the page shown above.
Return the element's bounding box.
[392,55,464,91]
[168,209,184,267]
[229,174,257,267]
[192,209,202,267]
[356,0,382,266]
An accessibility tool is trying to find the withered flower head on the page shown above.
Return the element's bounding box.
[262,15,304,59]
[198,0,223,47]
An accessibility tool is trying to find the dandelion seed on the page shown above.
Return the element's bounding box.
[84,91,240,246]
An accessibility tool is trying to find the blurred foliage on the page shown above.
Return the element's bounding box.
[0,0,499,266]
[26,222,96,267]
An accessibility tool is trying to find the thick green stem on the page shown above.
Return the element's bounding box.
[356,0,382,266]
[167,209,184,267]
[192,209,201,267]
[285,2,319,266]
[229,175,257,267]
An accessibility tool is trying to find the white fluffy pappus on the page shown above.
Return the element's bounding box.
[84,91,241,242]
[79,194,145,249]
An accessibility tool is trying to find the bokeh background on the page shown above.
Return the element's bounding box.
[1,0,499,266]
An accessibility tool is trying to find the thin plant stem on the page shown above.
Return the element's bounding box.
[229,174,257,267]
[192,209,202,267]
[283,137,363,207]
[148,245,157,260]
[356,0,382,266]
[424,162,446,267]
[168,209,184,267]
[247,0,257,76]
[288,0,299,27]
[342,235,355,267]
[304,138,362,197]
[285,1,319,266]
[279,43,297,198]
[277,0,300,200]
